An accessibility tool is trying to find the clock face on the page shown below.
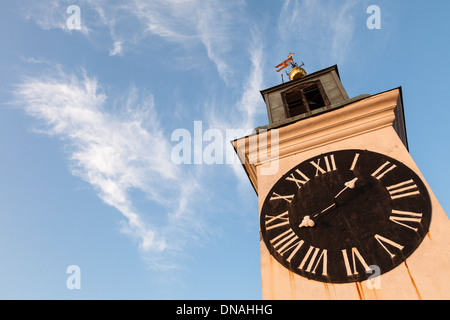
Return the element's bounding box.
[260,149,432,284]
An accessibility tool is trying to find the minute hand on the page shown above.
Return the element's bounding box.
[312,178,358,220]
[334,177,358,199]
[312,203,336,219]
[300,202,337,228]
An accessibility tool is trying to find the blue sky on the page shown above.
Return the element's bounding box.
[0,0,449,299]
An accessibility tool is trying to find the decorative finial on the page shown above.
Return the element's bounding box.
[287,61,307,81]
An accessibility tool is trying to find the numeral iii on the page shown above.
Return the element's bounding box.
[386,179,420,200]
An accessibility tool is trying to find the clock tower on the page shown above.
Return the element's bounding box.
[232,62,450,300]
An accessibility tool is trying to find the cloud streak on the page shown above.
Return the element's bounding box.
[278,0,358,65]
[13,70,205,268]
[22,0,245,83]
[15,0,265,272]
[111,0,246,83]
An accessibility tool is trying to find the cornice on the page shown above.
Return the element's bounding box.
[233,88,401,194]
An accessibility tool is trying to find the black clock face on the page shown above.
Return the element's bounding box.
[260,149,432,284]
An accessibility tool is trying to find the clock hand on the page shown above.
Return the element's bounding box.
[300,203,336,228]
[334,177,358,199]
[300,178,358,228]
[315,178,358,218]
[313,203,336,218]
[299,215,315,228]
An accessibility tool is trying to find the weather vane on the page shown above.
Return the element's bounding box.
[275,53,295,72]
[275,53,306,82]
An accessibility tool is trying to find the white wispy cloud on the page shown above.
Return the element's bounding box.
[16,0,265,270]
[12,70,205,268]
[109,41,123,56]
[235,35,265,131]
[205,31,266,184]
[112,0,246,83]
[21,0,245,83]
[278,0,359,65]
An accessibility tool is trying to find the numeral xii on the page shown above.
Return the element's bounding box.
[310,154,337,176]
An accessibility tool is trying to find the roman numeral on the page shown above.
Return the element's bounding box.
[341,248,371,277]
[386,179,420,200]
[270,228,304,263]
[350,153,360,171]
[310,155,337,176]
[265,211,290,231]
[371,161,397,180]
[270,192,295,203]
[298,246,328,276]
[389,209,423,232]
[374,234,404,259]
[286,169,310,189]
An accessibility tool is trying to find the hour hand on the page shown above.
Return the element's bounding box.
[300,203,336,228]
[300,178,358,228]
